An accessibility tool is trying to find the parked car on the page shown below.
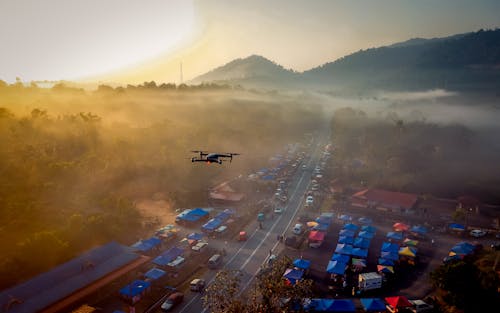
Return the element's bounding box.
[214,225,228,237]
[306,196,314,205]
[192,241,208,252]
[208,254,222,269]
[409,299,434,313]
[470,229,487,238]
[274,207,283,214]
[190,278,206,292]
[161,292,184,311]
[293,223,304,235]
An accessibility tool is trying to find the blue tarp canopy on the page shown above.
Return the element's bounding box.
[378,258,395,266]
[152,247,184,266]
[358,217,373,225]
[360,298,387,311]
[353,237,371,249]
[339,214,352,221]
[338,236,354,244]
[386,232,403,240]
[215,209,234,221]
[304,299,332,311]
[131,237,161,252]
[177,208,209,222]
[262,175,276,180]
[331,253,350,263]
[410,225,428,234]
[339,229,355,237]
[293,259,311,270]
[381,242,400,253]
[283,268,304,285]
[343,223,359,231]
[187,232,204,241]
[313,223,329,232]
[202,218,223,231]
[380,251,399,261]
[120,280,151,297]
[326,261,347,275]
[335,243,353,255]
[444,255,462,263]
[144,267,166,280]
[361,225,377,233]
[453,242,475,253]
[316,216,332,225]
[358,231,375,239]
[327,299,356,312]
[351,248,368,258]
[448,223,465,230]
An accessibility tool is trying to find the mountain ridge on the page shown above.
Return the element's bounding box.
[190,29,500,92]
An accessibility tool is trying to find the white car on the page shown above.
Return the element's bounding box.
[470,229,487,238]
[306,196,314,205]
[274,207,283,214]
[293,223,304,235]
[192,241,208,252]
[409,300,434,313]
[302,164,307,170]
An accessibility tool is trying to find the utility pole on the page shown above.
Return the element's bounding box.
[180,62,183,85]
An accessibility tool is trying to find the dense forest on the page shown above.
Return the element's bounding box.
[330,105,500,204]
[0,81,325,290]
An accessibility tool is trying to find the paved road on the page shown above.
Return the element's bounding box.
[175,129,331,313]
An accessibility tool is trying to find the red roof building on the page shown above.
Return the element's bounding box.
[351,189,418,213]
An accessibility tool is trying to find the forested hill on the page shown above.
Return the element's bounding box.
[190,55,300,88]
[192,29,500,92]
[304,29,500,91]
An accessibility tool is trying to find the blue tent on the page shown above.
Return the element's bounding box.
[361,225,377,233]
[316,216,332,225]
[380,251,399,261]
[187,232,204,241]
[303,299,332,311]
[338,236,354,244]
[335,243,353,255]
[131,237,161,252]
[153,247,184,266]
[358,231,375,239]
[339,214,352,221]
[360,298,387,311]
[331,253,350,263]
[144,267,166,280]
[454,242,475,253]
[386,232,403,241]
[358,217,373,225]
[353,237,371,249]
[381,242,400,253]
[283,268,304,285]
[262,175,275,181]
[178,208,209,222]
[313,223,329,232]
[343,223,359,231]
[339,229,356,237]
[202,218,223,232]
[448,223,465,231]
[327,299,356,312]
[378,258,395,266]
[120,280,151,297]
[410,225,428,234]
[326,261,347,275]
[351,248,369,258]
[293,259,311,270]
[215,209,234,221]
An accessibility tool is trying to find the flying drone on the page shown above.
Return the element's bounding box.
[191,151,240,164]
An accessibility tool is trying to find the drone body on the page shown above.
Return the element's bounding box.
[191,151,240,164]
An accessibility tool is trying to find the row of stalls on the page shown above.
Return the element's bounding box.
[119,208,235,308]
[299,295,414,312]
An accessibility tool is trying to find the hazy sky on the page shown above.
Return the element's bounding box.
[1,0,499,84]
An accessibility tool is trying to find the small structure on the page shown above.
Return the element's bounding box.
[385,296,413,312]
[358,272,382,292]
[144,268,166,281]
[360,298,387,312]
[283,268,304,285]
[119,280,151,305]
[352,188,418,214]
[308,231,326,248]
